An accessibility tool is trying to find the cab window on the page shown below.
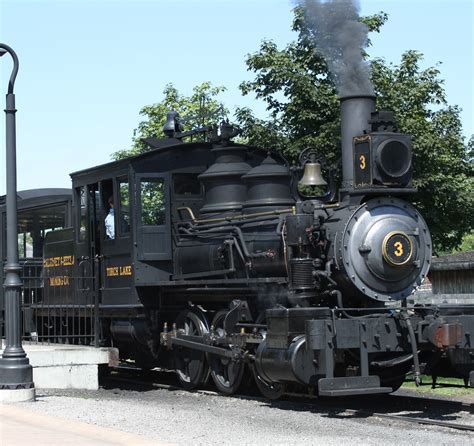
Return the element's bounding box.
[173,174,201,196]
[118,178,130,235]
[101,179,115,240]
[140,179,165,225]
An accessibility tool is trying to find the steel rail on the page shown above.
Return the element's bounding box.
[364,412,474,432]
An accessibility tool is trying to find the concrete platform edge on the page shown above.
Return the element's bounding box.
[0,388,35,402]
[0,342,118,389]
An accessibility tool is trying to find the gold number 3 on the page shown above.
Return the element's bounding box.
[394,241,404,257]
[359,155,366,170]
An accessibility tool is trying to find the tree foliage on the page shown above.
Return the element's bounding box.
[236,11,387,165]
[454,231,474,253]
[371,52,473,252]
[113,82,228,160]
[236,9,473,251]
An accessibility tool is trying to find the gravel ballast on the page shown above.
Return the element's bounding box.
[13,386,473,445]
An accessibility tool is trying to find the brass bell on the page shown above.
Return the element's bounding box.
[299,161,328,187]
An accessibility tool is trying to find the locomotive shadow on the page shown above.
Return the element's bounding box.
[259,392,473,423]
[100,368,188,393]
[100,368,473,424]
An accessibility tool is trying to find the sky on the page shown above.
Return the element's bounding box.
[0,0,472,194]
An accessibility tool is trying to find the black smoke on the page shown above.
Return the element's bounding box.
[298,0,374,96]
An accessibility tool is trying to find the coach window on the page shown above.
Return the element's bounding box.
[141,179,165,225]
[17,205,67,258]
[18,232,32,258]
[77,186,87,242]
[118,178,130,235]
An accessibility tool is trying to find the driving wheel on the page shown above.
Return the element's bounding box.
[208,310,245,395]
[174,308,210,390]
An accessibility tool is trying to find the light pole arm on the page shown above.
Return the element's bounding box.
[0,43,19,95]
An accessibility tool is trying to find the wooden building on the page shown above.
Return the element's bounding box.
[421,251,474,304]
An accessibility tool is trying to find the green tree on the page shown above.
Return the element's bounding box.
[236,9,473,251]
[371,52,473,252]
[113,82,228,160]
[455,231,474,253]
[236,10,389,164]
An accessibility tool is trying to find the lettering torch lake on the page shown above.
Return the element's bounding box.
[106,265,132,277]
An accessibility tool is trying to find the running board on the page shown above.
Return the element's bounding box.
[318,376,393,396]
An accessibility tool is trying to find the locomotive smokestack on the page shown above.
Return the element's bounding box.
[340,95,376,189]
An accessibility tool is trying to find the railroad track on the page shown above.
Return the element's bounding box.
[102,365,474,433]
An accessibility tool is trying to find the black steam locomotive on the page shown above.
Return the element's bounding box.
[7,95,474,397]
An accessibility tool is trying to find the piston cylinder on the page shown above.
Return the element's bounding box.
[110,319,151,346]
[254,336,315,385]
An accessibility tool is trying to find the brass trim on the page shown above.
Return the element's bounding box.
[353,135,372,144]
[353,134,372,188]
[382,230,413,266]
[176,207,197,222]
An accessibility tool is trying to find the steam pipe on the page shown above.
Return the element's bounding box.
[333,289,386,319]
[371,353,415,368]
[399,310,422,386]
[340,95,376,189]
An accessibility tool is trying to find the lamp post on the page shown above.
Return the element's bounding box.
[0,43,34,399]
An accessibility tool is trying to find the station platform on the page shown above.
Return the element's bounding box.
[0,341,118,390]
[0,404,166,445]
